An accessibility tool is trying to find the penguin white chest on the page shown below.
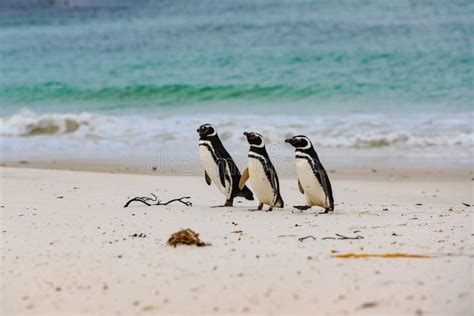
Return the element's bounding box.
[199,144,231,198]
[248,156,274,205]
[296,158,327,208]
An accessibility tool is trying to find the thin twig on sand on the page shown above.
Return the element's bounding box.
[124,193,192,208]
[298,235,317,242]
[322,234,364,240]
[333,253,432,259]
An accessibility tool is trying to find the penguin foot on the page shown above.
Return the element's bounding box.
[293,205,311,211]
[319,208,333,214]
[266,207,273,212]
[211,199,233,208]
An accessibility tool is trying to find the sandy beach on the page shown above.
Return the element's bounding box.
[1,166,472,315]
[2,1,472,315]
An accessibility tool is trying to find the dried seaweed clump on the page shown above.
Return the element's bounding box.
[167,229,209,247]
[333,253,432,259]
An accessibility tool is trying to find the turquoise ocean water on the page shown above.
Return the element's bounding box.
[0,1,472,168]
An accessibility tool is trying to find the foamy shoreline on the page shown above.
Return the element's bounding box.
[1,166,472,315]
[1,110,473,172]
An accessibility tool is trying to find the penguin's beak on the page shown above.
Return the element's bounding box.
[197,127,206,136]
[243,132,250,137]
[285,137,297,146]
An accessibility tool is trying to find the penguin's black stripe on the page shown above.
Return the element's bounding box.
[295,155,319,180]
[200,142,231,185]
[295,154,329,206]
[200,143,219,164]
[248,153,278,193]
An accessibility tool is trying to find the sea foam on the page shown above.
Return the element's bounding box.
[1,109,472,147]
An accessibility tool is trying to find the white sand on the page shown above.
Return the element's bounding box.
[1,167,473,315]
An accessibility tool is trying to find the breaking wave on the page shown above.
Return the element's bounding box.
[1,110,472,151]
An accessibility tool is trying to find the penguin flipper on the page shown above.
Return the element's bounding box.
[268,167,283,208]
[218,160,226,187]
[268,168,280,197]
[204,171,211,185]
[298,180,304,194]
[275,194,284,208]
[239,168,249,190]
[314,166,334,210]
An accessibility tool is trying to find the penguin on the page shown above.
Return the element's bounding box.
[239,132,284,211]
[197,124,254,206]
[285,135,334,213]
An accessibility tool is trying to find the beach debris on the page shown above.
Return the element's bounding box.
[415,203,423,206]
[360,301,378,309]
[57,196,64,199]
[142,305,155,312]
[333,253,433,259]
[278,234,297,238]
[391,233,401,236]
[462,202,470,207]
[382,208,389,211]
[167,229,209,247]
[129,233,147,238]
[231,230,243,234]
[231,221,239,226]
[124,193,192,208]
[298,235,317,242]
[322,234,364,240]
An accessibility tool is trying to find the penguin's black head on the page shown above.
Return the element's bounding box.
[197,124,217,139]
[243,131,265,147]
[285,135,312,149]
